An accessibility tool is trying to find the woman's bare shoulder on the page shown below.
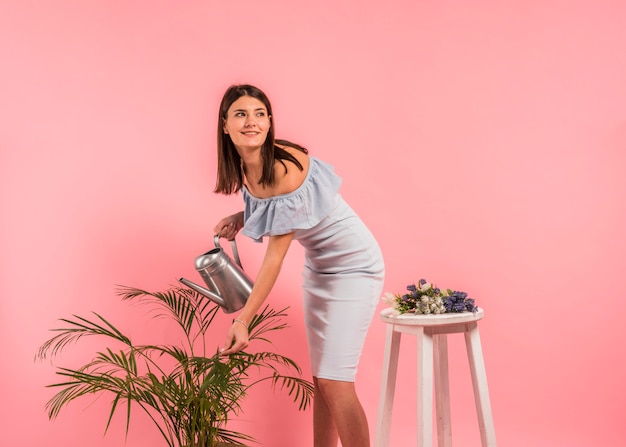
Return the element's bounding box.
[274,144,309,195]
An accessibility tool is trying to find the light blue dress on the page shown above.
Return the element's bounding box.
[241,156,385,381]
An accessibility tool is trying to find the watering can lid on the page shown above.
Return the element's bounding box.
[193,237,243,271]
[194,248,222,271]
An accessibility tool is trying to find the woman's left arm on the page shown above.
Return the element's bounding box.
[220,231,295,355]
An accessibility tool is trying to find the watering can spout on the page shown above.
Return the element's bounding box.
[179,277,226,308]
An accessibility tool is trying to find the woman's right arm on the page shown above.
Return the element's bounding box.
[213,211,244,240]
[219,231,294,355]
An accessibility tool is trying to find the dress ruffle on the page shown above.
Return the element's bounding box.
[241,156,342,242]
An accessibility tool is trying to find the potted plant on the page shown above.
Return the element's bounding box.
[36,284,314,447]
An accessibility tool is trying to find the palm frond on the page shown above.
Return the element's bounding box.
[118,286,197,336]
[247,305,290,343]
[193,293,220,337]
[237,351,303,375]
[215,428,256,445]
[269,374,315,411]
[45,367,128,419]
[36,313,132,361]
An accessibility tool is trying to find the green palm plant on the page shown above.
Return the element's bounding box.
[36,285,314,447]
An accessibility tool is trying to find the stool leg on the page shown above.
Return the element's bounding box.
[464,323,497,447]
[375,324,402,447]
[417,327,433,447]
[434,334,453,447]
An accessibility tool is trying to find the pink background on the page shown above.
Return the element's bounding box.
[2,1,625,446]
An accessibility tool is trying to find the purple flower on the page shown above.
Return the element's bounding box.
[407,284,417,292]
[465,298,477,312]
[452,291,467,300]
[443,291,477,313]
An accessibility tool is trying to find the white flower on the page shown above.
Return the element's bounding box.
[381,292,397,306]
[382,292,396,304]
[418,282,431,292]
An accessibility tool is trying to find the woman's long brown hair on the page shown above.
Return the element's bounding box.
[214,84,308,195]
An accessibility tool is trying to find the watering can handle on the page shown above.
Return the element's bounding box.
[214,235,244,269]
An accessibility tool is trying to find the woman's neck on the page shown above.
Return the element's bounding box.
[240,151,263,184]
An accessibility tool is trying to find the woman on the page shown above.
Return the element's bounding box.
[213,84,384,447]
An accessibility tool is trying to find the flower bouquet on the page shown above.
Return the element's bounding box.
[382,279,478,315]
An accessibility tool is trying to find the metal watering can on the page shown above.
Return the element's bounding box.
[180,236,253,314]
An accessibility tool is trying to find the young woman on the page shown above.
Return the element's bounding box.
[213,84,384,447]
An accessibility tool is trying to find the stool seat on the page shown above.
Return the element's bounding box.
[375,307,496,447]
[380,307,484,326]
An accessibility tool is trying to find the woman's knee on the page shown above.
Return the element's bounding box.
[314,377,356,398]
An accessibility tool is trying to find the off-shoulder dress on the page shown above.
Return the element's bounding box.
[241,156,385,381]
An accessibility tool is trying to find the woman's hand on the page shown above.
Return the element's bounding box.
[214,211,244,240]
[220,319,249,356]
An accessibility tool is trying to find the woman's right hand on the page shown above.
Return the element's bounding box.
[219,319,250,356]
[213,211,244,240]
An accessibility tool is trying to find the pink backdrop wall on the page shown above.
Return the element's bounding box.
[2,1,625,446]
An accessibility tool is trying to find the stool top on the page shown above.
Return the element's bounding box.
[380,307,484,326]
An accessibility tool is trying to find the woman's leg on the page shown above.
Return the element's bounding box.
[314,377,370,447]
[313,377,339,447]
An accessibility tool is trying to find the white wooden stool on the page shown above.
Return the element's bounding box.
[374,308,496,447]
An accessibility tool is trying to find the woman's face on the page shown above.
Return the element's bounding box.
[223,95,271,152]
